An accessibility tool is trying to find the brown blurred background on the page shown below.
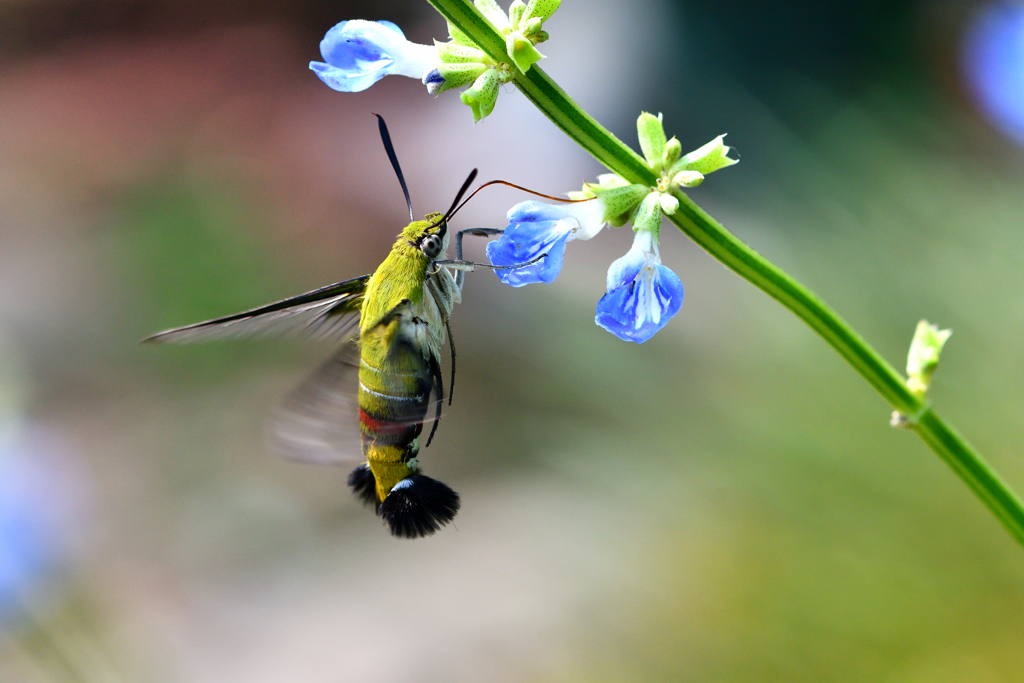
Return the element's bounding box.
[2,0,1024,681]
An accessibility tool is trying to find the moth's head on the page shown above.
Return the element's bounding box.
[402,211,448,259]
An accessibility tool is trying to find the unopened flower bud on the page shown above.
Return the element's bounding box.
[659,192,679,215]
[663,137,682,167]
[520,16,545,38]
[673,170,704,188]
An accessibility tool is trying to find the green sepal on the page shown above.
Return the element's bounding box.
[436,40,489,64]
[509,0,527,29]
[670,134,738,177]
[433,62,490,93]
[533,30,550,43]
[608,213,631,228]
[460,68,500,122]
[474,0,511,30]
[630,192,663,235]
[522,0,561,24]
[663,136,682,167]
[590,182,648,222]
[506,33,545,73]
[637,112,667,173]
[447,20,476,47]
[594,173,630,188]
[906,320,952,398]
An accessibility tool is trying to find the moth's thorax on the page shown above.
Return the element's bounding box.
[400,212,446,243]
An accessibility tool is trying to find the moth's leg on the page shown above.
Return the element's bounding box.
[444,317,456,406]
[455,228,504,290]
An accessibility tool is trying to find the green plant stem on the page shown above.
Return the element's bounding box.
[427,0,1024,547]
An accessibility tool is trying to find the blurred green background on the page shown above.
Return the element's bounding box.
[2,0,1024,681]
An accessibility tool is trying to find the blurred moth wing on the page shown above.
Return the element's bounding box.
[142,275,371,344]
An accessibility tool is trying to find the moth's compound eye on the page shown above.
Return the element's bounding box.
[420,234,442,259]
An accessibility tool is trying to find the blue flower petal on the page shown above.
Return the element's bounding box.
[507,199,574,224]
[311,20,436,93]
[376,21,405,38]
[486,220,571,287]
[605,246,646,292]
[310,60,391,93]
[319,21,395,71]
[595,264,684,343]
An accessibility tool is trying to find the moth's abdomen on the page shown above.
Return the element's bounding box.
[354,311,461,538]
[357,342,431,502]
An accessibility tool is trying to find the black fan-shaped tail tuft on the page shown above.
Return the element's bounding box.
[379,474,460,539]
[347,464,378,507]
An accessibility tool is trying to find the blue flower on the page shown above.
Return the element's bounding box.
[486,199,607,287]
[0,426,85,622]
[595,229,684,343]
[310,20,438,93]
[963,4,1024,145]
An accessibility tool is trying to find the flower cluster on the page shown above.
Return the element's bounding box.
[310,0,559,122]
[487,113,738,343]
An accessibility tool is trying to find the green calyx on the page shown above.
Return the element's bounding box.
[630,192,664,235]
[506,33,545,73]
[434,0,559,121]
[436,40,490,64]
[461,68,501,122]
[905,320,952,398]
[472,0,559,73]
[633,113,738,193]
[670,134,738,177]
[568,174,644,227]
[433,62,490,94]
[637,112,667,173]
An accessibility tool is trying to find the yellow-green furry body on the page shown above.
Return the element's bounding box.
[357,214,459,502]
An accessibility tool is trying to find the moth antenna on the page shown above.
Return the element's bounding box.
[434,168,478,238]
[374,114,414,222]
[444,169,479,221]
